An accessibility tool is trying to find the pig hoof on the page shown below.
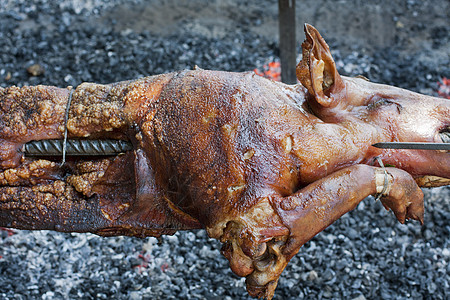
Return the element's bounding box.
[406,199,424,225]
[380,167,424,225]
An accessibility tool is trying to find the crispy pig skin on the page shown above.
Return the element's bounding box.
[1,24,449,299]
[0,73,202,237]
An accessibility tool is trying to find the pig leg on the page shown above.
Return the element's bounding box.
[0,152,133,234]
[0,183,110,233]
[0,85,69,169]
[0,149,201,237]
[272,165,424,260]
[243,164,424,299]
[0,74,174,170]
[0,84,129,233]
[0,83,126,169]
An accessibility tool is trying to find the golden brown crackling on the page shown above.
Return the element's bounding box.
[0,85,67,140]
[64,74,174,139]
[0,156,113,206]
[73,159,112,173]
[67,159,112,196]
[0,159,60,186]
[67,82,127,137]
[121,73,176,124]
[0,85,70,169]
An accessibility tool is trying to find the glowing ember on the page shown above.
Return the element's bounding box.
[437,77,450,99]
[0,227,15,236]
[254,61,281,81]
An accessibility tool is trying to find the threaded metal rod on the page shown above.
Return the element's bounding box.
[24,139,133,157]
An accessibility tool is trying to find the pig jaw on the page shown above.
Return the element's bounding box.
[312,77,450,182]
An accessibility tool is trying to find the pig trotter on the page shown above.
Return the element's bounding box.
[377,167,424,225]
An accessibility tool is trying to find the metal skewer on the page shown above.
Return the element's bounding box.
[24,140,448,156]
[24,139,133,157]
[372,142,450,151]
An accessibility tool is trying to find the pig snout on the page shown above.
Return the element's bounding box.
[369,93,450,181]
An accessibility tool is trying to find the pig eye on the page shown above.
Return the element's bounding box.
[367,97,402,113]
[367,98,393,110]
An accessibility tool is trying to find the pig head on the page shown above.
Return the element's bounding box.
[0,24,448,299]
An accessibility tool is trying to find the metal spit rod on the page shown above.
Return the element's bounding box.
[23,139,133,157]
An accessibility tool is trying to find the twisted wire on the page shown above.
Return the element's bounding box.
[61,87,74,166]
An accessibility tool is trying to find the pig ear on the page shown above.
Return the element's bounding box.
[296,24,344,108]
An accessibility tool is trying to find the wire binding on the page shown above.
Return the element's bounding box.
[61,87,74,166]
[374,156,389,200]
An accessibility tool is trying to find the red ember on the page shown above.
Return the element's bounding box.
[254,61,281,81]
[438,77,450,99]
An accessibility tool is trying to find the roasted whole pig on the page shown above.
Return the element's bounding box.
[0,25,449,299]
